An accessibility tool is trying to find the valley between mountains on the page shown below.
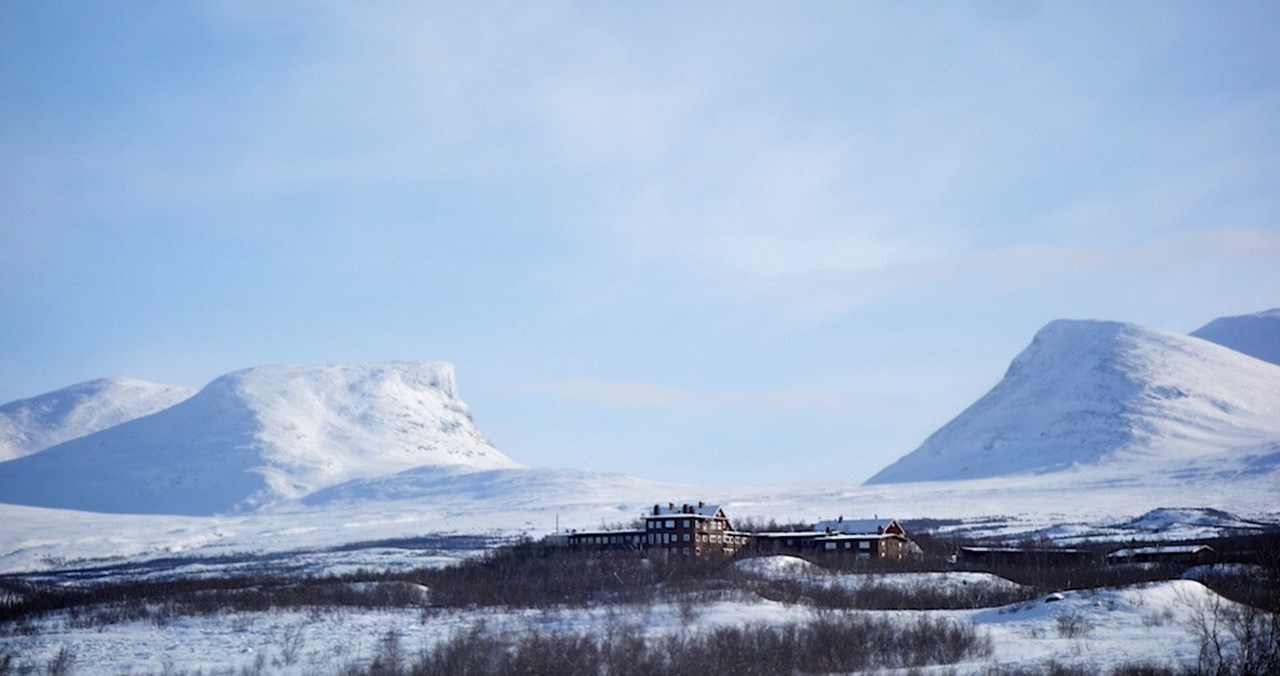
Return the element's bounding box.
[1,310,1278,674]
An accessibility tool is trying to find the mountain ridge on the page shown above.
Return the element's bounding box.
[0,361,519,515]
[1190,307,1280,366]
[865,317,1280,484]
[0,377,195,461]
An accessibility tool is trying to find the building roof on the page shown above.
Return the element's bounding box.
[1106,544,1214,558]
[960,546,1093,554]
[646,502,725,519]
[812,517,902,536]
[566,529,645,537]
[814,533,896,542]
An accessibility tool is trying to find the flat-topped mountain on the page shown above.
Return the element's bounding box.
[0,361,519,515]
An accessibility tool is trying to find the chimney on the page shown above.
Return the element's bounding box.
[698,501,705,508]
[653,504,660,515]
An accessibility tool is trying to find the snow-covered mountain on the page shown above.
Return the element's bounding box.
[865,319,1280,484]
[0,378,195,461]
[0,361,520,515]
[1191,307,1280,366]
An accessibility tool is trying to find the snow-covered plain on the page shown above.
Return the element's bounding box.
[0,467,1275,577]
[1,571,1249,675]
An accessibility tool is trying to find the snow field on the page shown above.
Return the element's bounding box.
[1,578,1242,675]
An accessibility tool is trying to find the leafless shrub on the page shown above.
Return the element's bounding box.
[1143,607,1176,627]
[274,623,307,667]
[238,652,265,676]
[365,628,404,676]
[1178,583,1280,676]
[368,612,989,675]
[1107,662,1184,675]
[1055,609,1093,638]
[44,646,74,676]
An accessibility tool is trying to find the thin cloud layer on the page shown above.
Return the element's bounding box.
[2,2,1277,481]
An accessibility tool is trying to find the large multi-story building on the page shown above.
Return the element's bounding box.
[642,502,751,556]
[554,502,915,560]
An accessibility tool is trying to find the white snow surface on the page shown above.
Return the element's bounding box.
[0,577,1246,674]
[867,319,1280,484]
[1,467,1275,576]
[0,361,519,515]
[0,377,194,461]
[733,555,1026,596]
[1191,307,1280,366]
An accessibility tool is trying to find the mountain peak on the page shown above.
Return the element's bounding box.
[0,377,195,461]
[0,360,519,515]
[1190,308,1280,366]
[866,319,1280,485]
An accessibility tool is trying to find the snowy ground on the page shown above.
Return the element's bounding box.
[1,467,1276,576]
[2,575,1240,674]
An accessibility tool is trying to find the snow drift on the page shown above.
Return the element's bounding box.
[865,319,1280,484]
[0,361,520,515]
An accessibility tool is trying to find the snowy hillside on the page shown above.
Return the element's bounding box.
[866,319,1280,484]
[0,378,194,461]
[1191,307,1280,366]
[0,361,520,515]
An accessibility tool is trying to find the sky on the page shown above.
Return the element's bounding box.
[2,1,1278,485]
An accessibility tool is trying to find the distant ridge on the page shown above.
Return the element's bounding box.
[1191,308,1280,366]
[0,377,195,461]
[0,361,520,515]
[866,318,1280,484]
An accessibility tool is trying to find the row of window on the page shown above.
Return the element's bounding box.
[823,541,873,551]
[647,532,749,545]
[575,535,642,545]
[569,533,749,548]
[645,518,727,531]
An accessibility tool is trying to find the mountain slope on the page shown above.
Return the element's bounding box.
[865,320,1280,484]
[0,361,520,515]
[1190,308,1280,366]
[0,378,195,461]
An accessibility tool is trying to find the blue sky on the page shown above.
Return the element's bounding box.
[2,2,1278,484]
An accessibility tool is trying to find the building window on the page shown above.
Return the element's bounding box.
[859,541,871,550]
[665,520,674,528]
[824,542,836,551]
[682,519,690,528]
